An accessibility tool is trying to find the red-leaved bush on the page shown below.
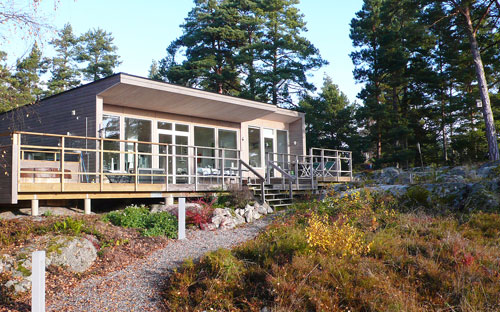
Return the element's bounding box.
[186,198,215,229]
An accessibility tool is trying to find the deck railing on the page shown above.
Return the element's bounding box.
[6,131,353,197]
[265,148,353,190]
[14,131,242,192]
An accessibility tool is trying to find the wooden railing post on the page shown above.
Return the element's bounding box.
[349,152,353,180]
[238,157,242,188]
[134,142,139,191]
[100,137,104,192]
[221,149,225,191]
[194,146,198,192]
[165,144,169,192]
[336,151,340,180]
[294,155,299,186]
[266,153,272,185]
[60,136,65,192]
[321,149,325,178]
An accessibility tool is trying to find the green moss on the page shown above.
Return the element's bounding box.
[16,264,31,277]
[404,185,430,208]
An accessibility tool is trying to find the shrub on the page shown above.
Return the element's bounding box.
[226,184,254,208]
[53,217,85,235]
[186,198,215,229]
[104,205,177,238]
[404,185,430,208]
[306,212,371,257]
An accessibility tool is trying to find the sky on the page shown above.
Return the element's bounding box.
[6,0,365,103]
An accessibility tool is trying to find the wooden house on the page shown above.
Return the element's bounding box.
[0,73,351,214]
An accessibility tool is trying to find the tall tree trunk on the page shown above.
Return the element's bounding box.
[441,88,448,162]
[463,7,500,160]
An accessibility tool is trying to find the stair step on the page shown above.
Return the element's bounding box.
[266,198,292,202]
[271,203,293,208]
[264,194,291,199]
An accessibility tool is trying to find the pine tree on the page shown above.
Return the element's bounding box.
[12,42,46,106]
[297,77,360,160]
[158,0,326,104]
[0,51,16,113]
[77,28,121,81]
[148,60,161,81]
[46,23,80,96]
[255,0,327,106]
[159,0,244,95]
[433,0,500,160]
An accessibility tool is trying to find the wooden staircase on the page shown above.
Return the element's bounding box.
[249,183,294,210]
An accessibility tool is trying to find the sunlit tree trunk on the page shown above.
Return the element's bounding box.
[463,5,500,160]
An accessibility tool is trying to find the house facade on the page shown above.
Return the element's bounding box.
[0,73,351,212]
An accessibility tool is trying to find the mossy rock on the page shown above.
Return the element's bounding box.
[464,185,500,212]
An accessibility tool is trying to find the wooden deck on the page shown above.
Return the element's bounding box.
[0,132,352,213]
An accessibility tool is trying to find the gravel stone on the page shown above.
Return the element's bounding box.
[48,215,276,311]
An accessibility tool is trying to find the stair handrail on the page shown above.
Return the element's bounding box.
[239,160,265,203]
[266,160,293,199]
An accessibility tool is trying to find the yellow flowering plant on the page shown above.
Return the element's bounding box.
[306,212,371,258]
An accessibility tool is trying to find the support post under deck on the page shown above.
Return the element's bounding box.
[84,198,91,215]
[31,198,39,216]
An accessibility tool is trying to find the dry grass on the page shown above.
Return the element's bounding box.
[162,190,500,311]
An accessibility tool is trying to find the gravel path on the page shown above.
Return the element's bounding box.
[47,216,275,312]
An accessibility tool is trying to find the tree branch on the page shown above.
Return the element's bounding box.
[473,0,496,35]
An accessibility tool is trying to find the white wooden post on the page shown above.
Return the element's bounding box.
[84,198,91,215]
[32,251,45,312]
[31,198,39,216]
[166,194,174,205]
[178,198,186,240]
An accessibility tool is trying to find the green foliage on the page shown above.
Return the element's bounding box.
[53,217,85,235]
[158,0,326,105]
[10,42,47,107]
[77,27,121,81]
[46,23,81,96]
[104,205,177,238]
[404,185,431,208]
[42,210,53,217]
[297,77,363,162]
[350,0,500,166]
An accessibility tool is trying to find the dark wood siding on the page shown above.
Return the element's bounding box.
[0,76,120,140]
[289,116,305,156]
[0,144,17,204]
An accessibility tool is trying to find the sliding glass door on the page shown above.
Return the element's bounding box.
[248,127,261,167]
[219,129,237,168]
[124,117,152,171]
[157,121,189,184]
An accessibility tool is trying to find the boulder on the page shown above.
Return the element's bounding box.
[150,203,202,214]
[211,208,238,229]
[244,209,254,223]
[233,213,246,225]
[253,211,262,220]
[464,183,500,212]
[477,161,500,178]
[49,237,97,273]
[263,202,273,214]
[235,208,245,216]
[448,166,467,177]
[437,174,466,184]
[256,202,268,215]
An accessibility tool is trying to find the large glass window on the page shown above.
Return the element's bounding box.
[277,130,288,169]
[248,127,261,167]
[125,117,152,169]
[194,126,215,169]
[102,115,120,171]
[219,129,237,168]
